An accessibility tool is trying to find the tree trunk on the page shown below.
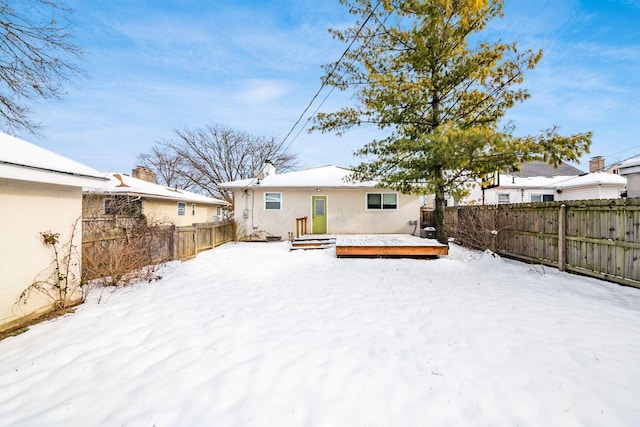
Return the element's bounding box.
[434,187,447,245]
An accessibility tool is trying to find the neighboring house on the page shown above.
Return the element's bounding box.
[554,172,627,200]
[447,159,626,206]
[619,155,640,198]
[218,163,421,238]
[0,133,107,333]
[83,167,229,226]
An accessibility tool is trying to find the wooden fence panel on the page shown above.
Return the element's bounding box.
[446,198,640,288]
[175,226,196,260]
[83,220,235,265]
[196,223,213,252]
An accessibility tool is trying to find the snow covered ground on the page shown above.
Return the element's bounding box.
[1,242,639,426]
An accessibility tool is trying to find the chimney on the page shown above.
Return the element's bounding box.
[589,156,605,173]
[263,160,276,177]
[132,166,157,184]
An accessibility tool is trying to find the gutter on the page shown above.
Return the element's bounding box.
[0,160,108,181]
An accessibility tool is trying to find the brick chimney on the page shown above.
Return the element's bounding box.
[589,156,605,173]
[132,166,157,184]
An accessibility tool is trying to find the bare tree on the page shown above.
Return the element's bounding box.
[0,0,83,134]
[137,145,194,191]
[138,123,298,204]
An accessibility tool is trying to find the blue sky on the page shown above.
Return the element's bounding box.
[23,0,640,174]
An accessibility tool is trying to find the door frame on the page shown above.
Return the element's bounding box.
[311,195,328,234]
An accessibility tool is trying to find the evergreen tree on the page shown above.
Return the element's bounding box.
[312,0,591,243]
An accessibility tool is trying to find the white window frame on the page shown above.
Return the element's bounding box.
[177,202,186,216]
[531,194,555,203]
[191,204,196,216]
[366,192,398,210]
[497,193,510,204]
[264,192,282,210]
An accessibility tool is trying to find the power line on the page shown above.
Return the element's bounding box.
[280,1,384,152]
[287,7,396,149]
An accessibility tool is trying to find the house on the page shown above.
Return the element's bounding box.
[618,155,640,198]
[218,163,422,239]
[447,158,626,206]
[554,172,627,200]
[83,167,229,227]
[0,133,107,333]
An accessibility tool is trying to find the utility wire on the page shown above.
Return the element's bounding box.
[286,7,396,149]
[280,0,384,152]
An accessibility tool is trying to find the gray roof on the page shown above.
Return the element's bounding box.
[511,161,584,178]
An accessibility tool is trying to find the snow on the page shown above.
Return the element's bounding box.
[219,165,377,188]
[619,155,640,175]
[0,132,106,188]
[85,172,229,205]
[1,242,639,426]
[336,234,447,247]
[554,172,627,189]
[496,174,576,189]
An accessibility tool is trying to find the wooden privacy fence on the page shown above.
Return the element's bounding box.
[83,220,235,266]
[445,198,640,288]
[176,221,236,260]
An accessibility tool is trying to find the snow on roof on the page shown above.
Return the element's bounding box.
[495,174,575,189]
[86,172,229,205]
[0,132,107,187]
[554,172,627,189]
[618,155,640,175]
[218,165,379,189]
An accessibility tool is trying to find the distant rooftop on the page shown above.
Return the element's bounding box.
[511,161,585,178]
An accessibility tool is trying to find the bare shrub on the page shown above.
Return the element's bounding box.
[82,194,170,287]
[453,206,503,252]
[18,219,83,310]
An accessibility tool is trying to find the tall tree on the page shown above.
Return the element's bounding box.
[312,0,591,243]
[0,0,83,133]
[138,123,298,204]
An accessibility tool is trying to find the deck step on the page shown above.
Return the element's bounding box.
[290,243,335,251]
[290,236,336,251]
[292,239,335,246]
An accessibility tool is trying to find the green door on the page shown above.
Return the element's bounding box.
[311,195,327,234]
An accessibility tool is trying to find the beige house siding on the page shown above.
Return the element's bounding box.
[0,179,83,332]
[83,195,223,227]
[233,188,420,237]
[142,199,222,226]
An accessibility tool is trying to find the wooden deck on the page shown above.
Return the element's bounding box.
[335,234,448,258]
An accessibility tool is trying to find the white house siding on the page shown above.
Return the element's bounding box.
[0,179,83,332]
[233,188,420,237]
[558,185,622,201]
[627,175,640,198]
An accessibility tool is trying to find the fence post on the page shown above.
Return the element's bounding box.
[193,224,199,256]
[172,225,177,261]
[558,204,566,271]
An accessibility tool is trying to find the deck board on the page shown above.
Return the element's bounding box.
[335,234,448,258]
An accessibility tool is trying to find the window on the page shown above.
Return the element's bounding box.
[177,202,186,216]
[191,204,196,216]
[497,193,510,204]
[367,193,398,210]
[265,192,282,210]
[531,194,555,203]
[216,206,222,216]
[103,196,142,216]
